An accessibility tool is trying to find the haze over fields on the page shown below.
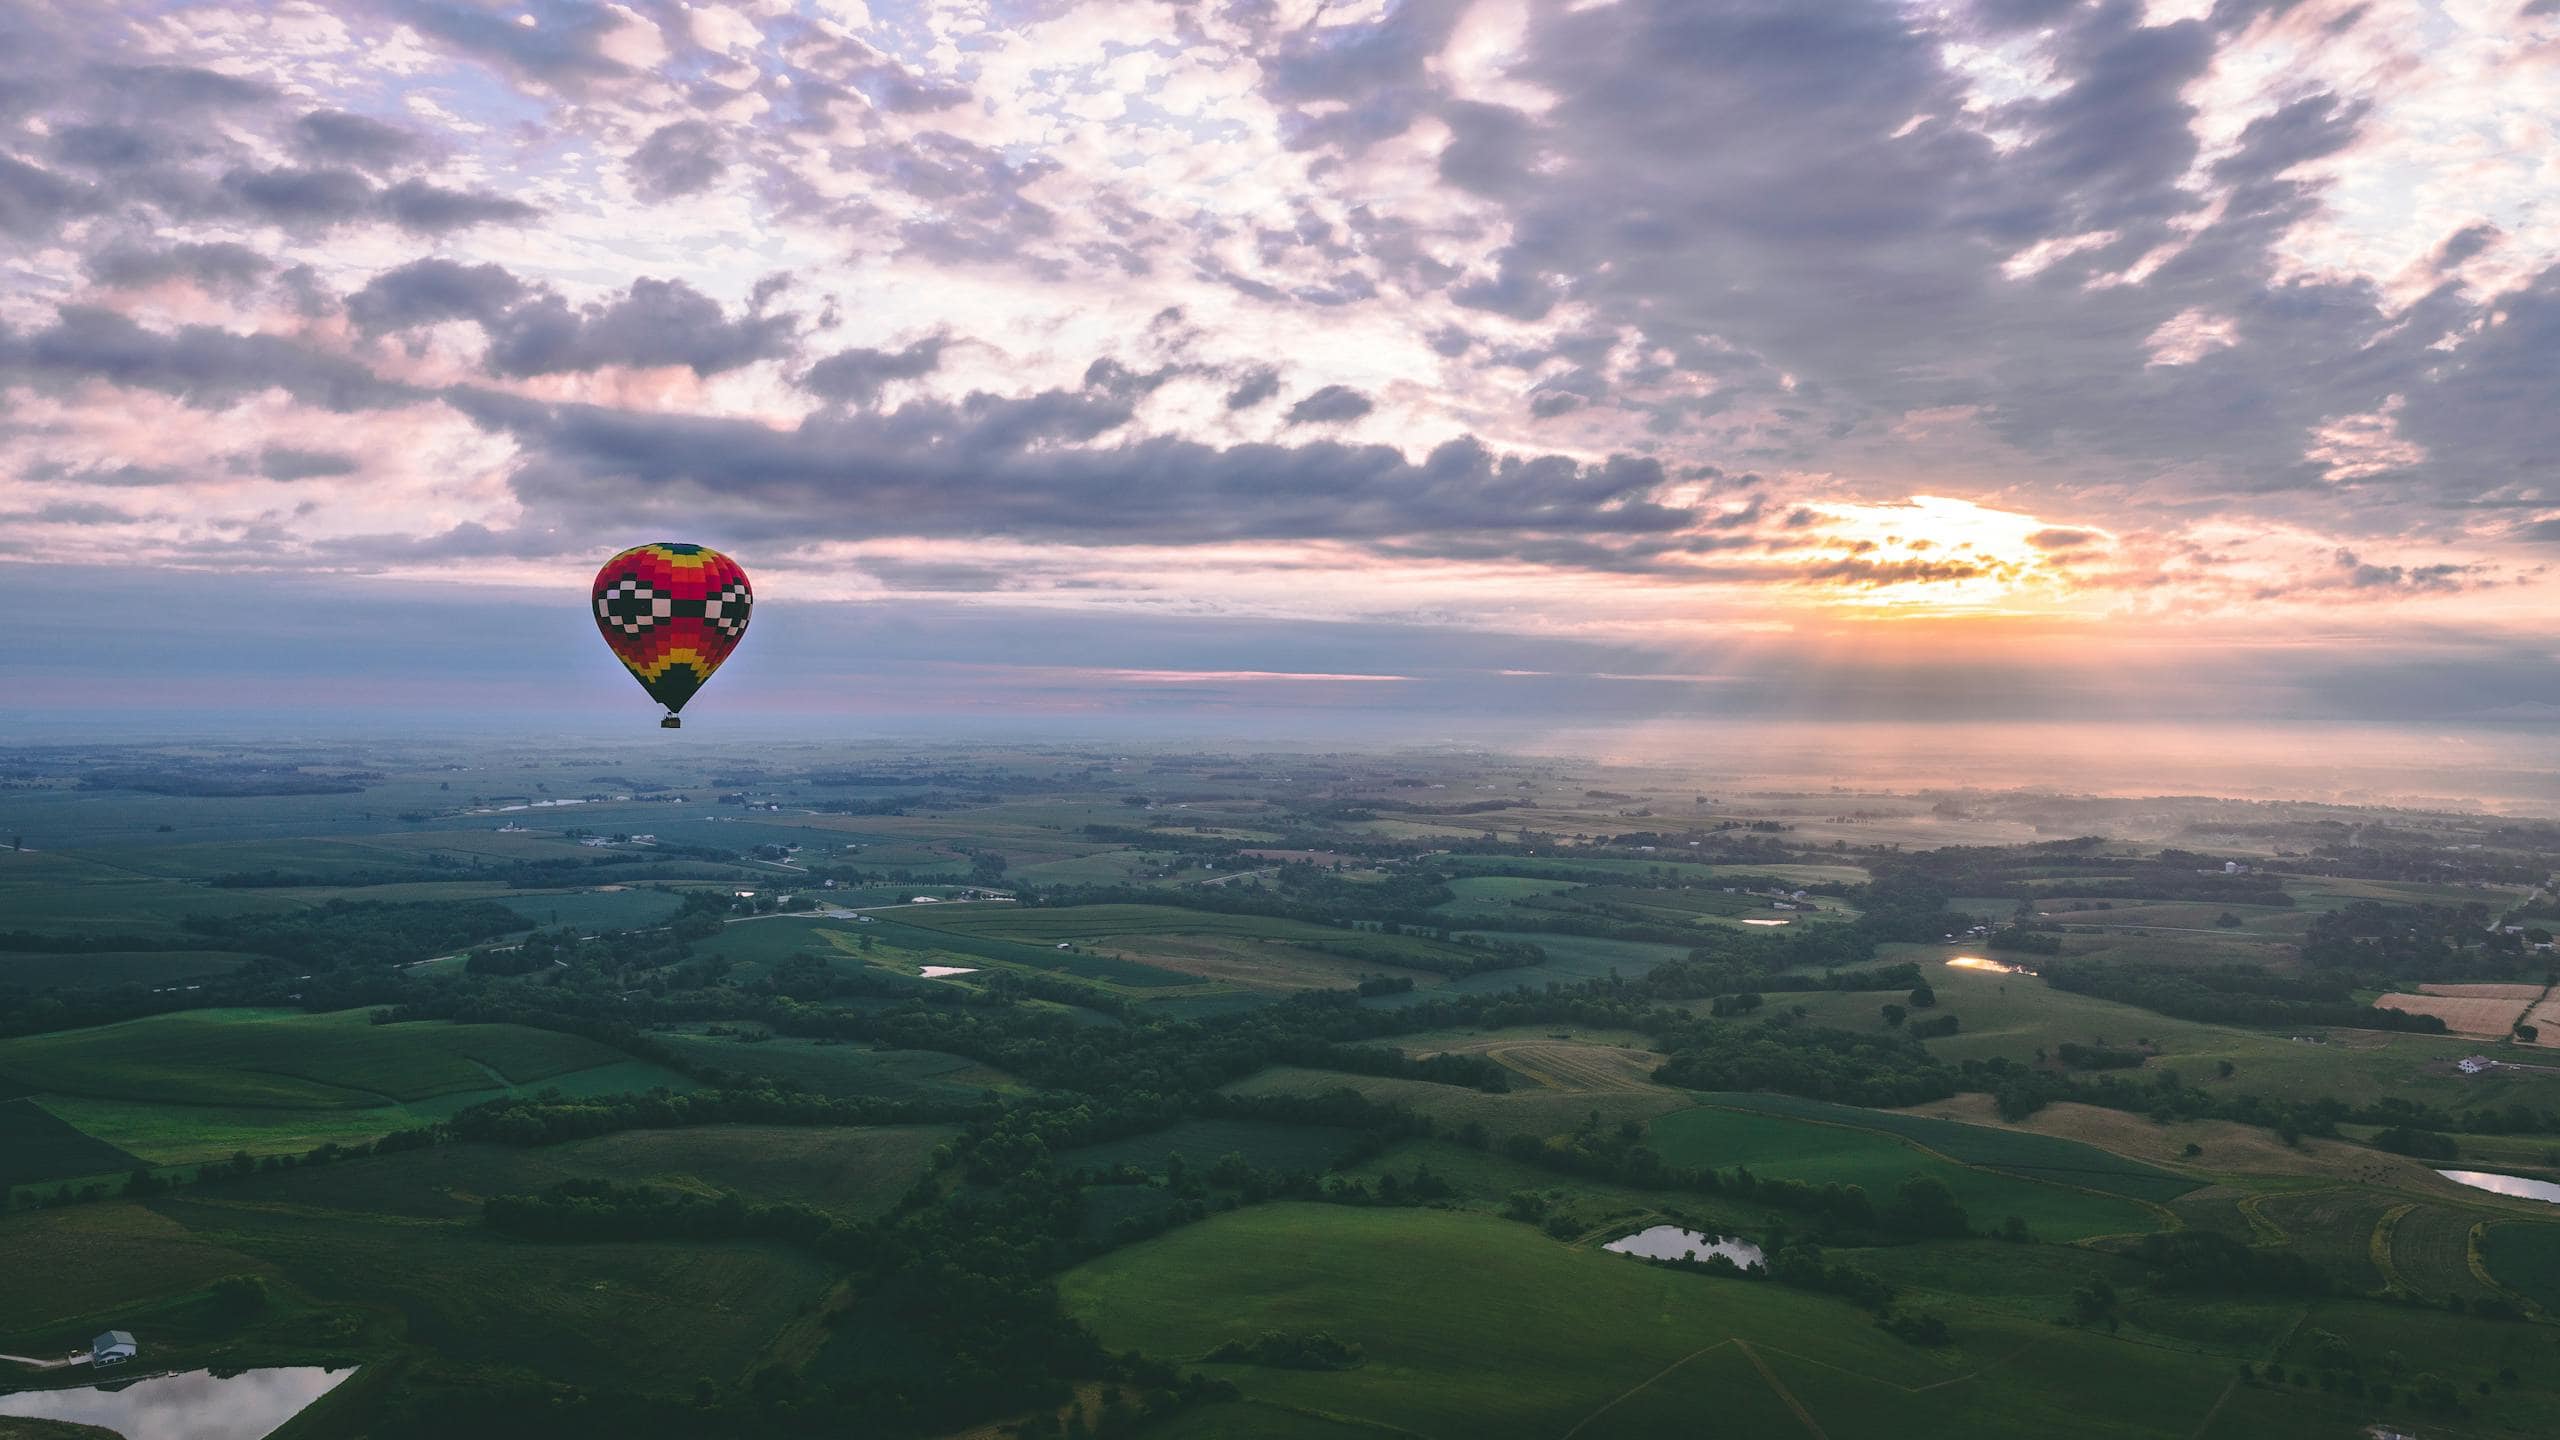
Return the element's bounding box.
[4,0,2558,743]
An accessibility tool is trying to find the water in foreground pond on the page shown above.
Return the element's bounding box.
[2437,1169,2560,1204]
[918,965,979,978]
[0,1365,353,1440]
[1603,1226,1765,1268]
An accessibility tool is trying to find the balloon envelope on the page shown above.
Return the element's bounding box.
[591,542,753,715]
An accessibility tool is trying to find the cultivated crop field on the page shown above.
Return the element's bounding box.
[1697,1092,2199,1204]
[1060,1204,2321,1440]
[1643,1105,2160,1241]
[652,1030,1022,1100]
[2374,990,2536,1036]
[0,1009,636,1108]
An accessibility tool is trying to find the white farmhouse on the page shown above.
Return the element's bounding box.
[91,1331,137,1366]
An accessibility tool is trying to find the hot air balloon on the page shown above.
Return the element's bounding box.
[591,543,753,728]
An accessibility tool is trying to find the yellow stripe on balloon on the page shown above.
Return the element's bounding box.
[631,647,707,681]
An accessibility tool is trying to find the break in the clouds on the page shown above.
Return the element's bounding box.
[2,0,2557,723]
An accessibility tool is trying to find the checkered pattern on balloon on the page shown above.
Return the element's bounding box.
[591,543,753,718]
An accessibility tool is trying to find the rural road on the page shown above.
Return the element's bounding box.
[0,1352,80,1370]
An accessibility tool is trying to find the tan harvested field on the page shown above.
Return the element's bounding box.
[1481,1043,1661,1093]
[2373,992,2531,1037]
[2417,983,2546,999]
[2523,994,2560,1047]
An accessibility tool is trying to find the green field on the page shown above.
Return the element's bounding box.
[0,1098,143,1188]
[0,949,259,990]
[497,886,689,931]
[2483,1220,2560,1311]
[1694,1092,2199,1203]
[0,1010,636,1109]
[1061,1204,2302,1440]
[1644,1106,2161,1241]
[653,1030,1022,1100]
[1060,1119,1359,1178]
[32,1058,698,1169]
[151,1191,834,1394]
[181,1125,955,1222]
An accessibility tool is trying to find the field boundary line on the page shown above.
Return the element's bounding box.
[2184,1377,2239,1440]
[1556,1339,1732,1439]
[1733,1339,1830,1440]
[2371,1202,2418,1293]
[2235,1193,2289,1245]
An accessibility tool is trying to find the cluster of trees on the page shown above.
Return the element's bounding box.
[2044,962,2449,1034]
[2301,900,2527,979]
[180,898,529,973]
[1200,1332,1363,1370]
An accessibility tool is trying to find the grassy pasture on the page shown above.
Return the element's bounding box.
[850,915,1196,987]
[1644,1106,2160,1241]
[1062,1203,2280,1440]
[651,1030,1022,1100]
[0,1200,272,1341]
[1221,1065,1692,1137]
[496,886,688,932]
[0,850,308,937]
[190,1126,956,1222]
[1696,1092,2197,1204]
[1367,930,1691,1004]
[1059,1119,1359,1177]
[36,1058,696,1168]
[1429,875,1581,910]
[0,1010,634,1109]
[0,1098,141,1188]
[154,1193,835,1395]
[1748,961,2560,1116]
[2482,1220,2560,1311]
[0,950,257,990]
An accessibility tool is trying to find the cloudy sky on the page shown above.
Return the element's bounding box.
[4,0,2557,734]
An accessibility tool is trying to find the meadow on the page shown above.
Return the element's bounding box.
[1060,1203,2350,1440]
[1643,1105,2162,1241]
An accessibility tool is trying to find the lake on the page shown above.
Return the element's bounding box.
[1603,1225,1764,1269]
[0,1365,354,1439]
[2437,1169,2560,1204]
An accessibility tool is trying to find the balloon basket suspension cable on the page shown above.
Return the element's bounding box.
[660,712,682,729]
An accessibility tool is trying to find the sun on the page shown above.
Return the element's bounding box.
[1801,495,2107,612]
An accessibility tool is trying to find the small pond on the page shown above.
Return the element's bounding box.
[918,965,979,978]
[1603,1225,1765,1269]
[1946,955,2036,976]
[0,1365,355,1440]
[2437,1169,2560,1204]
[1741,918,1790,927]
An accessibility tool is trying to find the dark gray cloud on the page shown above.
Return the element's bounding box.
[214,166,535,233]
[0,306,421,412]
[1287,384,1374,424]
[295,109,428,169]
[380,178,539,232]
[483,276,796,377]
[347,257,529,333]
[801,335,947,404]
[0,154,97,237]
[85,240,272,291]
[385,0,634,90]
[1225,367,1282,410]
[628,120,726,201]
[257,446,363,481]
[454,390,1688,564]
